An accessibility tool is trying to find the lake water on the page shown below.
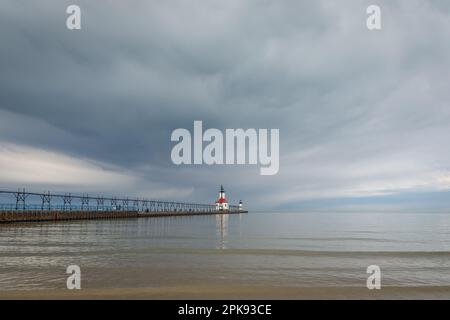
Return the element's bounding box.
[1,212,450,294]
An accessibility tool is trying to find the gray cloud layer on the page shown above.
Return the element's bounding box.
[1,0,450,210]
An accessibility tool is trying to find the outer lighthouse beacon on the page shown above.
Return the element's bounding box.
[215,185,229,211]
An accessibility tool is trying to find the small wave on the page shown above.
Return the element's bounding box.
[153,248,450,258]
[276,237,403,243]
[2,247,450,259]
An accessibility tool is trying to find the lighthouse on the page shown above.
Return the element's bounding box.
[215,185,229,211]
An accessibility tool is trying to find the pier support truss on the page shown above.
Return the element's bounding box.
[1,189,238,213]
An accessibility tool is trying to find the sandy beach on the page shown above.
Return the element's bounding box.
[2,285,450,300]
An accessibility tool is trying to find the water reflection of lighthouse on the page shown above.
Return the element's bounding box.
[216,213,229,249]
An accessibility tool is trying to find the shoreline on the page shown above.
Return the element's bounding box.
[2,285,450,300]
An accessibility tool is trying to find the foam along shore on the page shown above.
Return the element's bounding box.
[0,209,247,224]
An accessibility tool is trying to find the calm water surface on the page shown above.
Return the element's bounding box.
[1,212,450,290]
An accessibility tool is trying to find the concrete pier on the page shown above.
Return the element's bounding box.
[138,210,246,218]
[0,210,247,224]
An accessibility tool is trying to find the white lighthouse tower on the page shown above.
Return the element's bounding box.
[215,185,229,211]
[239,200,243,211]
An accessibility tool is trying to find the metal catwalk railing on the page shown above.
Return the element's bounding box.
[0,189,240,213]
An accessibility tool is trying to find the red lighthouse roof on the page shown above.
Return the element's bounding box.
[216,197,228,204]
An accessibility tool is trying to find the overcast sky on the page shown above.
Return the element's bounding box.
[1,0,450,211]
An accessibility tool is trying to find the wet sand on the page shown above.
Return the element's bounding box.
[2,285,450,300]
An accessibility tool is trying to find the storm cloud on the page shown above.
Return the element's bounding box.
[1,0,450,210]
